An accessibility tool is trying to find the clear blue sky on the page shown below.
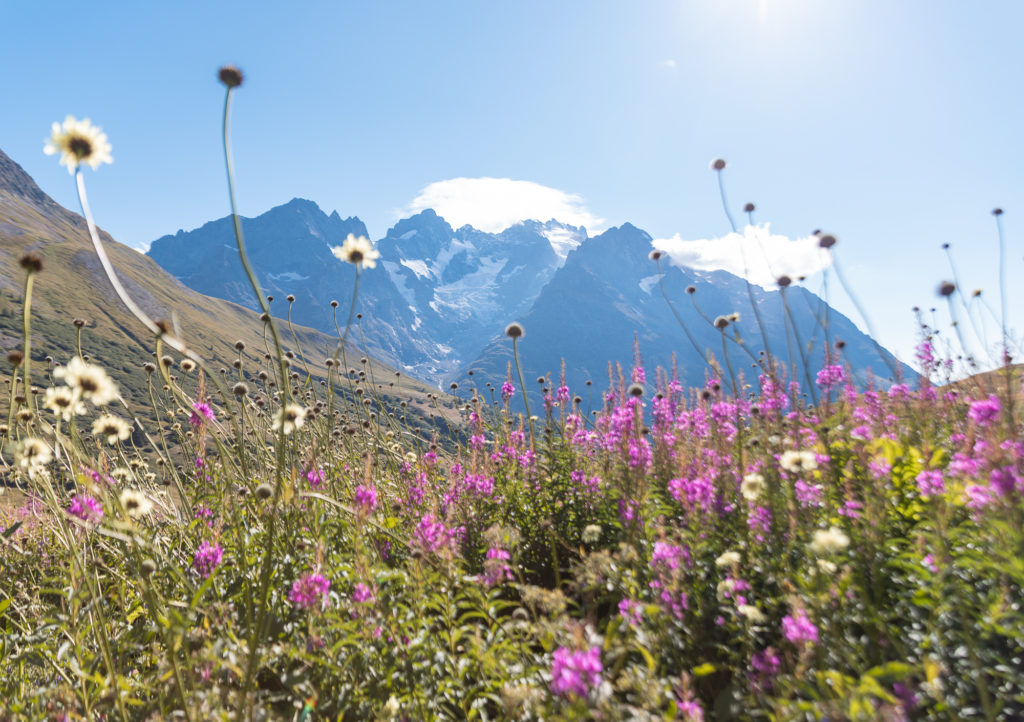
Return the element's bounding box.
[2,0,1021,369]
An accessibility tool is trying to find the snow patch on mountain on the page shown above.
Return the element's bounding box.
[400,258,432,280]
[638,274,661,294]
[541,225,586,260]
[431,256,506,320]
[267,271,310,282]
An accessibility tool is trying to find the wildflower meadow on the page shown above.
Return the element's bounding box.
[1,67,1022,721]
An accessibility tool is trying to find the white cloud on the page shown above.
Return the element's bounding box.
[652,223,831,287]
[404,177,605,234]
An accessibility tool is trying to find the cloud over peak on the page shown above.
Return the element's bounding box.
[652,224,831,287]
[405,178,605,234]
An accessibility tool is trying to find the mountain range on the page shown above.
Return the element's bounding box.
[147,198,916,404]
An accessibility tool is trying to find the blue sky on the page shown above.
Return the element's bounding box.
[1,0,1021,369]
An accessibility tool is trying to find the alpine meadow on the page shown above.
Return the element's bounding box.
[2,5,1024,721]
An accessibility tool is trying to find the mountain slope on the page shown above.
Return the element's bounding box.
[0,149,445,428]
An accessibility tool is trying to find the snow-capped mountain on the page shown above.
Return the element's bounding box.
[451,222,914,406]
[147,199,913,396]
[147,200,587,383]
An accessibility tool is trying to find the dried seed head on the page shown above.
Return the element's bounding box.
[255,483,273,500]
[714,315,730,329]
[648,250,662,261]
[743,202,755,213]
[817,234,837,249]
[992,208,1003,216]
[777,275,792,288]
[286,294,295,303]
[710,158,727,171]
[330,300,339,308]
[628,383,644,398]
[685,285,696,295]
[218,65,244,88]
[260,313,270,323]
[7,350,24,365]
[160,355,174,367]
[505,322,524,339]
[140,559,157,576]
[19,252,44,273]
[235,340,246,351]
[143,362,156,374]
[73,318,87,328]
[938,281,956,297]
[941,242,950,250]
[180,359,196,372]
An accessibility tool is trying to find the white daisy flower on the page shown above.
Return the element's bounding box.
[54,357,119,406]
[44,116,113,174]
[119,489,154,518]
[740,473,765,501]
[779,449,818,474]
[332,234,380,270]
[715,550,741,568]
[92,414,132,445]
[14,437,53,474]
[737,604,766,624]
[43,386,86,420]
[271,403,307,435]
[808,526,850,555]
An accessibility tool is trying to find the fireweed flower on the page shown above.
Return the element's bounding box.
[92,414,132,445]
[618,598,643,625]
[44,116,113,173]
[480,547,514,586]
[68,494,104,525]
[290,572,331,611]
[968,395,1001,427]
[354,484,378,513]
[815,364,845,390]
[550,645,603,698]
[501,380,516,402]
[352,582,376,604]
[43,386,86,420]
[189,401,215,427]
[413,514,451,554]
[916,470,945,498]
[119,489,154,518]
[782,610,818,646]
[54,357,118,405]
[305,468,325,488]
[332,234,380,269]
[271,403,307,435]
[192,541,224,579]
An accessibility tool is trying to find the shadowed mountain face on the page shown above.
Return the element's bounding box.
[0,149,443,422]
[145,197,915,402]
[451,223,916,409]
